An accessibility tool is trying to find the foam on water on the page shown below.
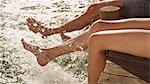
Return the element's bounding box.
[0,0,95,83]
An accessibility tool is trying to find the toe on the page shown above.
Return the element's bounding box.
[26,17,36,24]
[21,39,25,46]
[26,18,30,22]
[21,39,39,53]
[27,22,32,27]
[26,17,33,23]
[21,39,29,50]
[26,21,39,33]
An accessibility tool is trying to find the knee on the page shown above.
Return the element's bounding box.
[89,20,108,33]
[86,4,98,13]
[88,34,99,50]
[85,3,100,17]
[88,32,109,49]
[89,32,102,46]
[88,33,96,44]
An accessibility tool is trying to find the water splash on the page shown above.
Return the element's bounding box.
[0,0,90,83]
[33,23,38,26]
[38,48,43,53]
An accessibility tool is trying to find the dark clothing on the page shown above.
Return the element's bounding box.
[120,0,150,18]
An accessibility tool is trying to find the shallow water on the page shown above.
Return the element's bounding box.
[0,0,93,84]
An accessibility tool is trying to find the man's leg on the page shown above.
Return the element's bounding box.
[26,0,122,37]
[88,29,150,84]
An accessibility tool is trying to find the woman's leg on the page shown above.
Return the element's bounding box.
[21,21,106,66]
[21,27,91,66]
[26,0,122,37]
[22,18,150,66]
[26,4,99,37]
[88,29,150,84]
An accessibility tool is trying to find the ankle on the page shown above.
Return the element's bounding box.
[43,48,58,60]
[52,28,61,34]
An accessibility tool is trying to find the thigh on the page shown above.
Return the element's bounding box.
[91,29,150,58]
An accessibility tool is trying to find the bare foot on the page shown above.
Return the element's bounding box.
[21,39,50,66]
[26,17,54,37]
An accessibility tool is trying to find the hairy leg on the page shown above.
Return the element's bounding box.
[26,0,122,37]
[88,29,150,84]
